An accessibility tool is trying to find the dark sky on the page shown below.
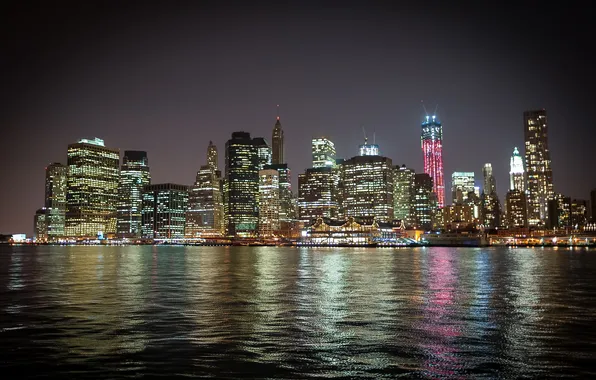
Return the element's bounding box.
[1,1,594,235]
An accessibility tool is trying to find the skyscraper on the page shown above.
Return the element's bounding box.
[34,208,48,242]
[225,132,259,237]
[298,167,338,223]
[312,137,336,168]
[358,137,380,156]
[65,138,120,239]
[117,151,151,239]
[412,173,435,230]
[141,183,188,240]
[265,163,295,237]
[272,112,284,165]
[254,137,272,169]
[421,115,445,208]
[258,169,280,237]
[451,172,475,204]
[186,165,224,238]
[524,110,554,227]
[394,165,415,225]
[481,163,500,229]
[505,190,528,229]
[341,155,394,222]
[207,140,218,170]
[44,162,67,241]
[509,147,525,192]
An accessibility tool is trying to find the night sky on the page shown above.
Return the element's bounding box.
[1,1,594,235]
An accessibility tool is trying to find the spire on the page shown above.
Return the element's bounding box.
[272,105,284,164]
[276,104,280,121]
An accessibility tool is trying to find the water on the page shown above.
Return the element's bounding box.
[1,245,595,378]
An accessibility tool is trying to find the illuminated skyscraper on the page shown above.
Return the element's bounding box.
[393,165,415,225]
[258,169,280,237]
[44,162,67,240]
[34,208,48,242]
[117,151,151,239]
[505,190,528,228]
[547,193,570,230]
[141,183,188,239]
[570,199,588,230]
[254,137,272,169]
[451,172,475,204]
[65,138,120,239]
[312,137,336,168]
[225,132,259,237]
[341,155,394,221]
[481,163,501,229]
[298,167,338,223]
[272,112,284,165]
[358,137,380,156]
[207,140,218,170]
[509,147,525,192]
[186,165,224,238]
[265,163,295,237]
[524,110,554,227]
[412,173,435,230]
[421,115,445,208]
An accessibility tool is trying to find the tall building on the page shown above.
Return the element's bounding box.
[258,169,280,237]
[141,183,188,239]
[481,163,500,229]
[341,155,394,221]
[570,199,588,230]
[44,163,67,241]
[254,137,272,169]
[265,163,295,237]
[394,165,415,225]
[65,138,120,239]
[272,113,284,165]
[312,137,336,168]
[412,173,435,230]
[451,172,475,204]
[207,140,218,170]
[524,110,554,227]
[298,167,338,223]
[547,193,570,230]
[505,190,528,228]
[225,132,259,237]
[117,151,151,239]
[509,147,525,191]
[421,115,445,208]
[34,208,48,242]
[358,137,380,156]
[186,165,224,238]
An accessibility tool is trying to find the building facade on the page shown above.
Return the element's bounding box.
[481,163,501,229]
[264,163,295,237]
[186,165,224,238]
[394,165,415,226]
[141,183,188,239]
[225,132,260,237]
[524,110,554,227]
[412,173,435,230]
[207,140,218,170]
[254,137,272,169]
[65,138,120,239]
[312,137,336,168]
[298,167,338,223]
[117,151,151,239]
[570,199,588,230]
[44,162,68,241]
[510,147,525,192]
[258,169,280,237]
[505,189,528,228]
[34,208,48,242]
[421,115,445,208]
[547,193,570,230]
[272,115,284,165]
[340,155,394,222]
[451,171,475,204]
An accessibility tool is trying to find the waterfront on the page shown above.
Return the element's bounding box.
[1,246,595,378]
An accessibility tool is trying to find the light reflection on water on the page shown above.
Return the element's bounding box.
[1,245,595,378]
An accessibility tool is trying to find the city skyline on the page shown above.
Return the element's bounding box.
[2,2,595,235]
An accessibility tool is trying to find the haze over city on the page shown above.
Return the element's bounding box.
[2,1,594,235]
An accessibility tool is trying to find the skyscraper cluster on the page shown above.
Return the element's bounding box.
[32,108,593,242]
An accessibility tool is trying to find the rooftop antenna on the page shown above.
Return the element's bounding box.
[433,104,439,117]
[421,100,429,117]
[362,125,367,143]
[276,104,280,120]
[373,128,376,144]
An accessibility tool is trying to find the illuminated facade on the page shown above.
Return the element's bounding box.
[393,165,415,226]
[44,162,67,240]
[312,137,336,168]
[34,208,48,242]
[65,138,120,239]
[254,137,272,169]
[481,163,500,229]
[421,115,445,208]
[505,189,528,228]
[451,172,475,204]
[186,165,224,238]
[225,132,259,237]
[341,155,394,222]
[547,194,570,230]
[272,115,284,165]
[441,203,475,228]
[265,163,295,237]
[258,169,280,237]
[524,110,554,227]
[298,167,338,223]
[141,183,188,239]
[412,173,435,230]
[117,151,151,239]
[570,199,588,229]
[509,147,525,191]
[358,137,380,156]
[207,140,218,170]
